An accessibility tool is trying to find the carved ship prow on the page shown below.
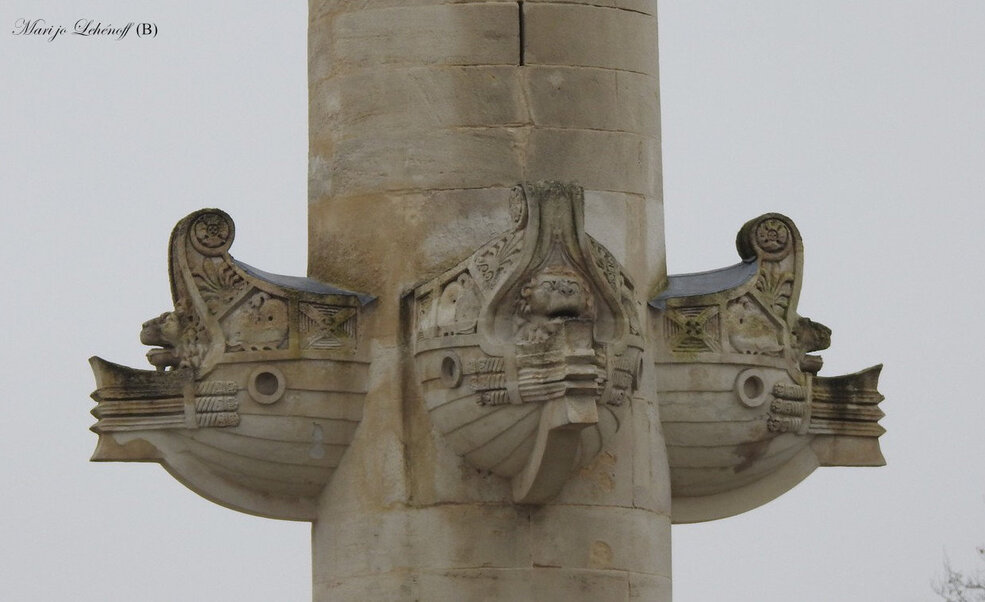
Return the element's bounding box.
[410,183,646,504]
[89,194,885,524]
[89,209,373,521]
[650,213,885,523]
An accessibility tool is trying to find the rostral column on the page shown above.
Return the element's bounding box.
[305,0,670,598]
[88,3,885,601]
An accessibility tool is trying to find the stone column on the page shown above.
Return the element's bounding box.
[87,5,887,600]
[307,0,665,297]
[307,1,671,600]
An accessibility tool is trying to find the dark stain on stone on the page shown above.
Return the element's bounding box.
[734,439,770,473]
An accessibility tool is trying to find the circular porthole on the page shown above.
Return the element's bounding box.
[248,365,286,405]
[439,353,463,388]
[735,368,770,408]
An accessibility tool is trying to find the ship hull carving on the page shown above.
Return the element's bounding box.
[89,209,373,521]
[650,213,884,523]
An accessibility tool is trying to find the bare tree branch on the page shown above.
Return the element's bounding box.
[934,548,985,602]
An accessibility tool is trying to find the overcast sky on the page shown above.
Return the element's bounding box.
[1,2,983,601]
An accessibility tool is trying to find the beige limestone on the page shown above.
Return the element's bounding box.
[308,0,666,296]
[87,201,883,600]
[523,4,659,73]
[88,3,885,602]
[333,4,519,71]
[525,128,660,195]
[327,67,529,134]
[524,67,660,134]
[525,0,656,16]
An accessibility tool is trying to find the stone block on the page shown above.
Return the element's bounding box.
[617,70,662,136]
[529,505,671,576]
[308,12,337,81]
[313,505,533,579]
[584,190,633,267]
[631,396,673,513]
[525,128,660,196]
[523,3,657,74]
[334,4,518,71]
[330,129,520,198]
[323,67,528,139]
[419,568,632,601]
[630,573,673,601]
[644,194,666,294]
[316,567,645,602]
[311,0,491,23]
[577,189,664,290]
[524,66,659,135]
[523,0,656,17]
[307,187,514,293]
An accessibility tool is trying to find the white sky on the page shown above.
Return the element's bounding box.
[1,2,983,601]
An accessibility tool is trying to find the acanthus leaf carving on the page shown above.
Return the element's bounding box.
[193,257,248,315]
[471,231,524,292]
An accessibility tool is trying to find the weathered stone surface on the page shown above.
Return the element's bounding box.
[324,67,529,137]
[530,505,670,576]
[89,2,886,601]
[88,209,374,521]
[524,67,660,135]
[333,4,518,71]
[526,128,661,196]
[315,568,660,602]
[650,213,885,523]
[307,187,514,293]
[524,0,656,17]
[311,0,492,22]
[328,129,521,198]
[314,505,533,576]
[524,3,658,74]
[629,573,674,601]
[410,183,646,503]
[307,3,667,301]
[308,11,338,82]
[584,190,634,265]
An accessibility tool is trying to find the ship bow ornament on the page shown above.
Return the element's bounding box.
[650,213,885,522]
[89,209,373,520]
[90,185,883,520]
[411,182,645,503]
